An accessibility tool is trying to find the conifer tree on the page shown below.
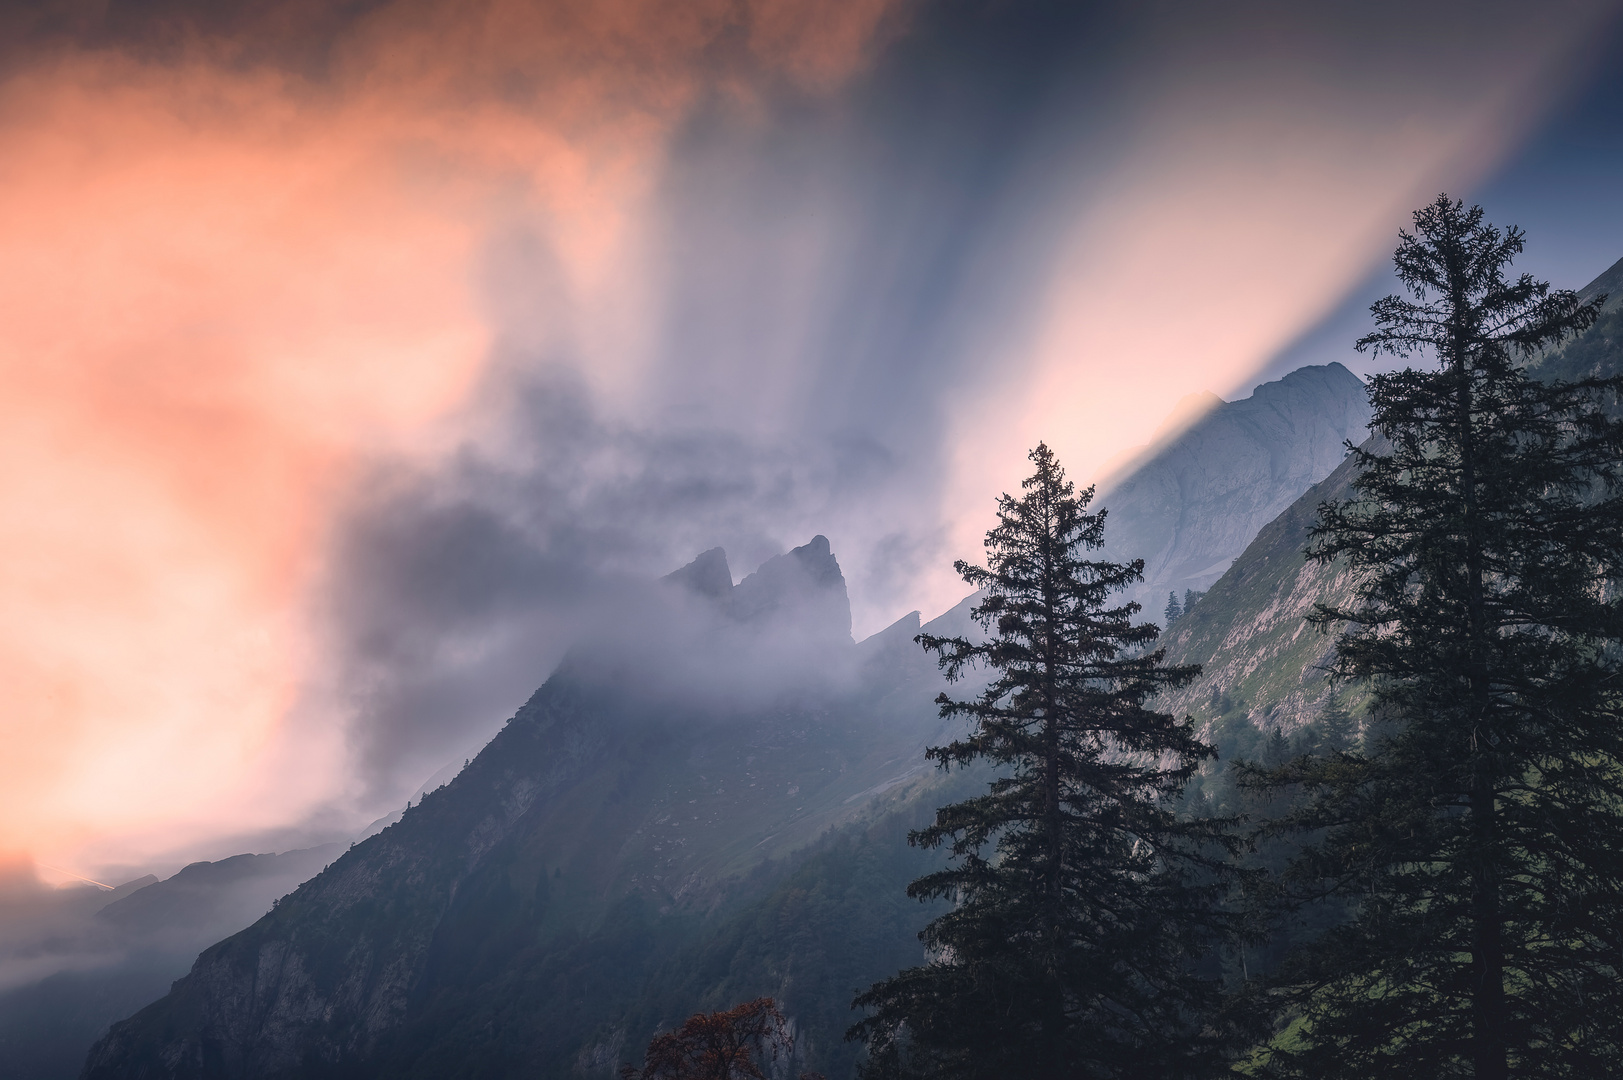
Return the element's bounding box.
[1310,694,1357,755]
[1165,591,1184,625]
[1248,197,1623,1079]
[851,444,1241,1080]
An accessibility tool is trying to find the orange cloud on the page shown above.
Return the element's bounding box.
[0,0,902,873]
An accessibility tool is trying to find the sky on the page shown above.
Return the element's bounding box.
[2,0,1622,883]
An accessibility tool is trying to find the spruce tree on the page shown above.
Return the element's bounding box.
[851,444,1240,1080]
[1311,694,1357,755]
[1165,591,1184,625]
[1248,197,1623,1079]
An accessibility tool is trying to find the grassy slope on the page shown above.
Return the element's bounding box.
[1156,446,1362,741]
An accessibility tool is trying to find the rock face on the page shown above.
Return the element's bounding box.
[1153,438,1373,736]
[82,540,955,1080]
[1098,362,1371,614]
[728,535,852,643]
[1154,254,1623,739]
[660,545,733,600]
[662,534,854,647]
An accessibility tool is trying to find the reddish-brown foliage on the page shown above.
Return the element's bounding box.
[619,998,823,1080]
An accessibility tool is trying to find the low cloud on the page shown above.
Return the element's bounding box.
[315,365,944,793]
[3,0,1618,873]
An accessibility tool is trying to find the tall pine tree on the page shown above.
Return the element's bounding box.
[851,444,1240,1080]
[1248,197,1623,1079]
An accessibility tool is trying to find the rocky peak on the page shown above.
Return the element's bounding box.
[729,535,852,643]
[1099,362,1372,612]
[662,546,734,600]
[658,536,854,646]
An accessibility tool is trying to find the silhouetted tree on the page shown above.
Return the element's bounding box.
[1260,727,1290,770]
[1311,694,1357,755]
[622,998,821,1080]
[1164,591,1184,625]
[851,443,1244,1079]
[1246,196,1623,1079]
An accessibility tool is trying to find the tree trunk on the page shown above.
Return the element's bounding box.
[1469,776,1508,1080]
[1041,479,1065,1079]
[1452,316,1507,1080]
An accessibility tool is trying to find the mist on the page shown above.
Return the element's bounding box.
[0,0,1618,875]
[312,0,1623,824]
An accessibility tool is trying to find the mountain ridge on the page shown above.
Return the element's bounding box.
[77,341,1516,1078]
[1098,362,1371,611]
[1157,252,1623,747]
[82,541,965,1079]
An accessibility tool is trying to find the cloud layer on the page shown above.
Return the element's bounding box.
[0,0,1617,875]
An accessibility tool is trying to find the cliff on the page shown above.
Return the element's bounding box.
[1098,362,1371,613]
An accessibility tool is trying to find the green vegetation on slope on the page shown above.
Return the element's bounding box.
[1156,444,1366,744]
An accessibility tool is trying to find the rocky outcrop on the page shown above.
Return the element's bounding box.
[661,535,853,647]
[1153,439,1373,736]
[661,546,734,600]
[1153,252,1623,736]
[1098,362,1371,614]
[728,534,852,643]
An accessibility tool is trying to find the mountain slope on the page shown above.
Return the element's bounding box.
[1157,254,1623,747]
[1098,362,1370,612]
[77,361,1375,1079]
[82,541,971,1079]
[0,847,340,1080]
[78,357,1451,1079]
[1154,442,1369,737]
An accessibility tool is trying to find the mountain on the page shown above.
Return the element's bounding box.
[83,541,973,1080]
[77,361,1378,1079]
[1155,254,1623,760]
[1579,253,1623,310]
[0,847,340,1080]
[1529,253,1623,383]
[1097,362,1371,612]
[94,848,345,948]
[724,535,853,644]
[1153,439,1370,741]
